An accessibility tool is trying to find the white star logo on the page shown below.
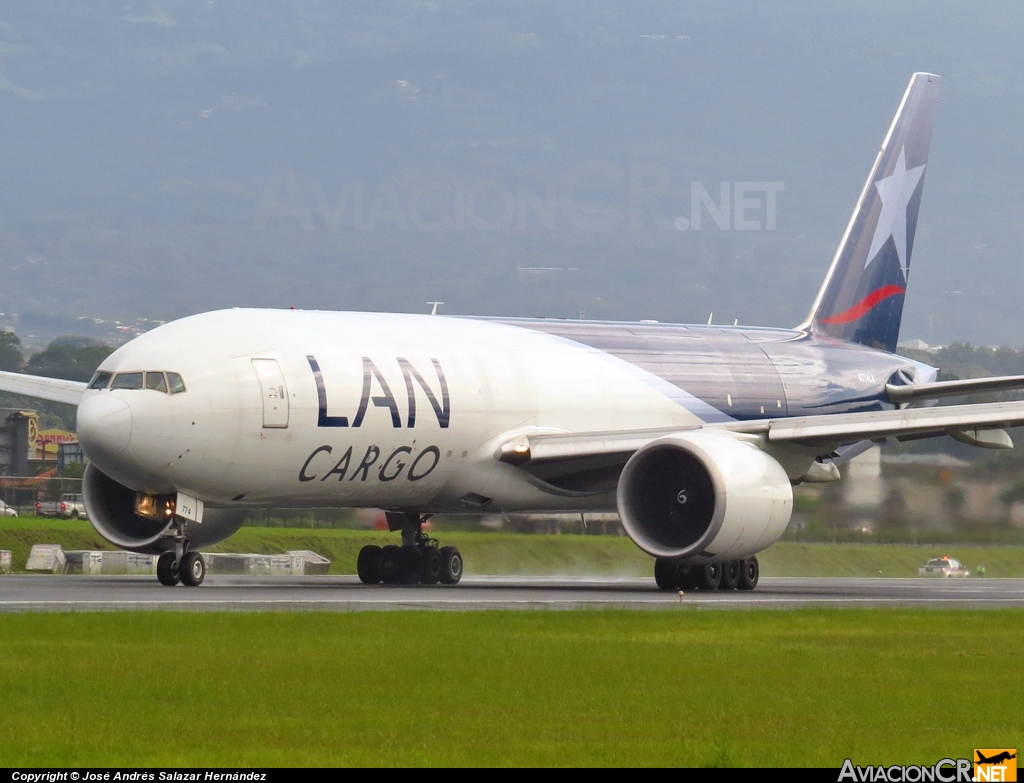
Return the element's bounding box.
[864,146,926,279]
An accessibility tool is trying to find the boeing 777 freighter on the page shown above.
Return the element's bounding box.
[5,72,1024,591]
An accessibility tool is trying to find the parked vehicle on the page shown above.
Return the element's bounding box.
[918,556,970,578]
[0,499,17,517]
[36,493,87,519]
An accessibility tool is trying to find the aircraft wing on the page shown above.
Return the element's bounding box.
[0,370,87,406]
[750,399,1024,446]
[500,399,1024,474]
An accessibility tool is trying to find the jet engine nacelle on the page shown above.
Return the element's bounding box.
[616,432,792,563]
[83,463,244,554]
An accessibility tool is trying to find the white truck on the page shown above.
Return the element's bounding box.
[36,493,88,519]
[917,556,970,578]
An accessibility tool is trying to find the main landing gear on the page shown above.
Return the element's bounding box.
[357,512,463,586]
[654,556,759,591]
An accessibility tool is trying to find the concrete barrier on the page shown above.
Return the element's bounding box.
[26,545,67,573]
[65,551,158,575]
[201,553,250,575]
[43,548,331,576]
[99,551,127,574]
[125,553,157,575]
[287,550,331,575]
[65,550,104,575]
[203,552,331,576]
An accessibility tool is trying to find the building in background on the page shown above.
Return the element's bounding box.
[0,409,33,477]
[34,428,78,464]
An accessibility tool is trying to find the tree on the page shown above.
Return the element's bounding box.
[0,331,24,372]
[25,336,114,382]
[998,480,1024,507]
[943,486,966,519]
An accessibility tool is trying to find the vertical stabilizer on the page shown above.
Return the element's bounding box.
[802,73,940,352]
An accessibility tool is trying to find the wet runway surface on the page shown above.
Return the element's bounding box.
[2,575,1023,611]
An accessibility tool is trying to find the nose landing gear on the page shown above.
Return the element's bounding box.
[157,550,206,586]
[179,551,206,586]
[157,551,180,586]
[357,512,463,586]
[156,519,206,587]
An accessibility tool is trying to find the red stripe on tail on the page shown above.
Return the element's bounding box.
[818,285,906,325]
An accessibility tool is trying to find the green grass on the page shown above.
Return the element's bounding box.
[0,610,1020,766]
[3,519,1024,576]
[758,542,1024,578]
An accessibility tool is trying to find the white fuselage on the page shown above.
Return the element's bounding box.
[77,309,707,513]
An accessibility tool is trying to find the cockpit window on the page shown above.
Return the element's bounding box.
[145,372,168,393]
[167,372,186,394]
[103,371,184,393]
[88,371,112,390]
[111,372,144,390]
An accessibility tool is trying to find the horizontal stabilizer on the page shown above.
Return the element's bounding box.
[0,370,87,406]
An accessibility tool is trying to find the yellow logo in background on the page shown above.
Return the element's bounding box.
[975,750,1017,782]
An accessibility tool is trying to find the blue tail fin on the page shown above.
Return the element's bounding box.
[802,72,941,352]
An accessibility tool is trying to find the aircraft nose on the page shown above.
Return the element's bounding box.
[77,393,133,460]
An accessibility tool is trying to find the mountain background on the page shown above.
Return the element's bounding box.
[1,1,1023,350]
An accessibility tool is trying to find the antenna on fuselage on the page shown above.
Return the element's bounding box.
[427,301,444,315]
[706,312,713,325]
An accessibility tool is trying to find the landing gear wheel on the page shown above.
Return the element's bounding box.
[420,546,442,584]
[439,546,463,585]
[397,547,423,585]
[157,552,180,586]
[379,545,402,584]
[678,568,698,591]
[357,545,383,585]
[694,563,721,590]
[738,557,759,591]
[179,552,205,587]
[719,560,741,591]
[654,558,679,590]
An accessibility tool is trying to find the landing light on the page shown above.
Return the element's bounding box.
[135,494,156,519]
[135,494,175,520]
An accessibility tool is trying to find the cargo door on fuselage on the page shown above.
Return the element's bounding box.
[706,332,788,419]
[252,358,290,428]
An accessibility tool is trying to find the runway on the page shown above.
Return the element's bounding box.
[1,575,1023,611]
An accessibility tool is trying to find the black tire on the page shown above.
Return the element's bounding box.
[654,558,679,590]
[397,547,423,585]
[421,546,442,584]
[379,545,402,584]
[71,510,80,520]
[677,567,698,591]
[719,560,741,590]
[179,552,205,587]
[156,552,180,586]
[357,545,383,585]
[694,563,722,590]
[439,546,463,585]
[738,557,759,591]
